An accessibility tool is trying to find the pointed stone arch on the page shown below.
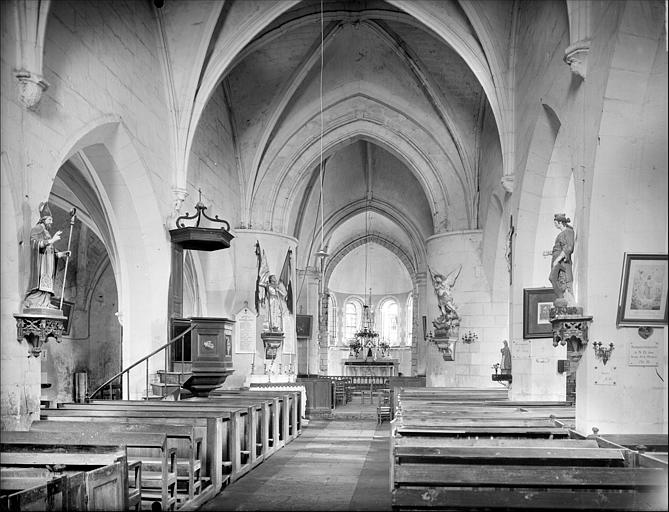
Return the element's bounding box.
[54,119,170,394]
[323,232,416,289]
[254,94,473,234]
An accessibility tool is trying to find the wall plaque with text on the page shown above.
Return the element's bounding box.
[235,307,257,353]
[628,341,659,367]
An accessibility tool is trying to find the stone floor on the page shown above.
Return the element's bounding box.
[198,397,392,511]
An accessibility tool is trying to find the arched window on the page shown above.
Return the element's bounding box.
[405,294,413,346]
[328,294,337,345]
[380,299,399,345]
[344,299,362,341]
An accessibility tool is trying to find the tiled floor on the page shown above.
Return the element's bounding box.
[198,399,392,511]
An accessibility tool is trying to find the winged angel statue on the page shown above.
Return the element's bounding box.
[429,264,462,323]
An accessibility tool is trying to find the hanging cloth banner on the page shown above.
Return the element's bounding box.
[255,241,269,315]
[280,248,294,315]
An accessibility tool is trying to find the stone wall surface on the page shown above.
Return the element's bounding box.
[576,2,668,434]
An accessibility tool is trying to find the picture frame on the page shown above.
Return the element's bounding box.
[616,253,668,327]
[523,288,556,339]
[295,314,312,338]
[51,297,73,336]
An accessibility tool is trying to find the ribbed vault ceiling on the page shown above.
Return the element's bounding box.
[181,0,505,288]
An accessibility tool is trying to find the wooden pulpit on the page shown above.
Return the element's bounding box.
[182,317,235,397]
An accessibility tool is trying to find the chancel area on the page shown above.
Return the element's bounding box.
[1,0,667,510]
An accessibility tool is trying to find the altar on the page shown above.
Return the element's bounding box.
[343,358,399,377]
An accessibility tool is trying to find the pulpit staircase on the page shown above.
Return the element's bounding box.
[89,325,196,401]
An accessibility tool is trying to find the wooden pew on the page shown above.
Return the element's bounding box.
[59,400,257,477]
[214,388,301,442]
[44,404,247,485]
[390,388,668,511]
[208,392,288,449]
[86,398,270,466]
[186,397,271,460]
[393,464,668,510]
[396,387,509,401]
[0,432,140,511]
[1,470,72,511]
[244,387,304,434]
[10,430,175,511]
[0,463,142,511]
[590,434,669,473]
[245,389,302,439]
[30,420,201,506]
[593,434,668,453]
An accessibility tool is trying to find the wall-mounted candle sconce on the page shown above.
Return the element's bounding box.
[461,330,478,344]
[592,341,614,365]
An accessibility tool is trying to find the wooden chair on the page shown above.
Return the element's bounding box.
[343,378,353,403]
[334,380,346,407]
[361,382,374,405]
[377,388,391,423]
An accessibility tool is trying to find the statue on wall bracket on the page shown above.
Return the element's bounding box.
[547,213,592,371]
[255,243,293,359]
[427,264,462,361]
[14,203,76,357]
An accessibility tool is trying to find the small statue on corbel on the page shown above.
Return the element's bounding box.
[547,213,592,369]
[14,202,74,357]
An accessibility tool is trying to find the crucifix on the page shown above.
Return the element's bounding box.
[505,215,515,285]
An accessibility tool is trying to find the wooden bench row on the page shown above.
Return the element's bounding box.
[1,388,302,511]
[390,388,668,511]
[1,433,142,511]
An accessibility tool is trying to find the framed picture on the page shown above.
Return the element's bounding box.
[51,297,73,336]
[616,253,668,326]
[296,315,312,338]
[523,288,556,339]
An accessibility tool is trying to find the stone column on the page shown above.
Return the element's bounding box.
[412,272,427,376]
[425,230,503,388]
[318,290,329,375]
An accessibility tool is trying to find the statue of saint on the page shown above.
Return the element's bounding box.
[500,340,511,373]
[549,213,575,306]
[429,264,462,321]
[263,274,287,332]
[23,203,71,311]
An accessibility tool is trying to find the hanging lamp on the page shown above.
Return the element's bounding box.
[354,192,379,358]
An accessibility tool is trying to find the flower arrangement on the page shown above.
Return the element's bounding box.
[349,339,362,357]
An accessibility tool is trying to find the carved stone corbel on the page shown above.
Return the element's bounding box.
[501,175,514,194]
[15,70,48,110]
[564,40,591,79]
[550,306,593,372]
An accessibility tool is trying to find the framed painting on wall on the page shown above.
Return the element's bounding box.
[523,288,556,339]
[616,253,668,326]
[296,315,312,338]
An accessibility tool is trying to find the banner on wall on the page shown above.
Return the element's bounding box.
[279,248,293,315]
